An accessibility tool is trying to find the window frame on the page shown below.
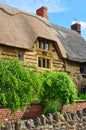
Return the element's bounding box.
[18,52,24,61]
[38,39,41,49]
[38,57,51,69]
[37,39,50,51]
[80,64,86,74]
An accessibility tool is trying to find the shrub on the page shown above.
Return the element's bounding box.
[0,58,42,111]
[40,71,77,114]
[77,94,86,100]
[44,99,61,115]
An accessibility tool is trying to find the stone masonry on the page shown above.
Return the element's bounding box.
[0,108,86,130]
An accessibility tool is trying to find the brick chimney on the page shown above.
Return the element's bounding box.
[36,6,48,20]
[71,23,81,35]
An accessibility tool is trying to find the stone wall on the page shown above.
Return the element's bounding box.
[0,100,86,122]
[0,109,86,130]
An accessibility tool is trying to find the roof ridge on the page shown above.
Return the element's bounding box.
[0,2,52,27]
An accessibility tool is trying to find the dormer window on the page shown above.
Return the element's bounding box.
[38,39,41,48]
[46,42,49,50]
[42,40,45,49]
[38,39,49,51]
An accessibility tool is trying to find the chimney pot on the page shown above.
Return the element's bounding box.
[36,6,48,20]
[71,23,81,35]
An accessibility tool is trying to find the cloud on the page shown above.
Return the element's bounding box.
[72,20,86,30]
[79,21,86,30]
[0,0,66,13]
[35,0,66,13]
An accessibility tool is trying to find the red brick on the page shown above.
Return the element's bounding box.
[63,100,86,112]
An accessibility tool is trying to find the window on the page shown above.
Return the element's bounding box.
[46,59,50,68]
[37,39,51,69]
[42,40,45,49]
[38,57,41,67]
[38,39,41,48]
[43,58,45,67]
[80,64,86,74]
[38,39,49,51]
[38,57,50,68]
[80,64,86,77]
[81,85,86,94]
[45,42,49,50]
[18,52,23,60]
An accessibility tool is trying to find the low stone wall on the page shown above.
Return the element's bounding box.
[0,100,86,122]
[0,108,86,130]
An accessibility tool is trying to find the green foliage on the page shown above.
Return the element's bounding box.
[44,100,61,115]
[77,94,86,100]
[40,71,77,114]
[0,58,77,114]
[26,65,43,102]
[0,58,42,111]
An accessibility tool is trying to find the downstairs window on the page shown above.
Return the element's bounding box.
[38,57,50,68]
[80,85,86,94]
[18,52,23,61]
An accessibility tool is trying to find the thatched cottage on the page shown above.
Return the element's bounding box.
[0,3,86,93]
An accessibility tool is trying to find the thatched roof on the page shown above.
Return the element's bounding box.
[0,2,67,58]
[52,24,86,63]
[1,2,86,63]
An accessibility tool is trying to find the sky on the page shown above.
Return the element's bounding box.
[0,0,86,39]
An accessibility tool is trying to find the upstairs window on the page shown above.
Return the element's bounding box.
[42,40,45,49]
[38,39,49,51]
[38,57,50,68]
[38,39,41,49]
[80,64,86,78]
[80,64,86,74]
[46,42,49,50]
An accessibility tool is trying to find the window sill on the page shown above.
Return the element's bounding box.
[38,67,51,70]
[37,48,51,52]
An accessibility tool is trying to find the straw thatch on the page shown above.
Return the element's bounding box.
[52,24,86,62]
[0,2,86,62]
[0,2,67,58]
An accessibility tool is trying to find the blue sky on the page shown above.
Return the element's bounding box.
[0,0,86,39]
